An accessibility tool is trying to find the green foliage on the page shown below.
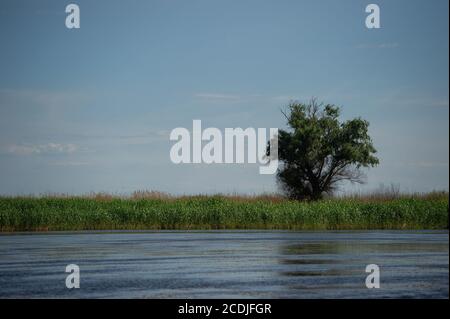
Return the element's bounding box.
[274,99,379,200]
[0,195,447,231]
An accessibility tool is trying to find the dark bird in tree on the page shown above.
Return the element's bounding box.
[269,99,379,200]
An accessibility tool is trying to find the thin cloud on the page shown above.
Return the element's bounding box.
[411,162,449,168]
[355,43,399,49]
[49,161,90,167]
[194,93,241,101]
[429,99,449,108]
[86,130,171,145]
[271,95,306,102]
[378,95,449,109]
[0,89,88,109]
[7,143,79,156]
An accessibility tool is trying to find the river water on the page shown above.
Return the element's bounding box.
[0,230,448,298]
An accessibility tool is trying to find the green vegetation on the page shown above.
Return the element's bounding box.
[0,192,448,231]
[273,99,379,200]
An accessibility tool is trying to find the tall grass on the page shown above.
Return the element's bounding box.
[0,192,447,231]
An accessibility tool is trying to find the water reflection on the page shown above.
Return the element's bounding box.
[0,230,448,298]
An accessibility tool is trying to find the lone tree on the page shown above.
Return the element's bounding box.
[270,99,379,200]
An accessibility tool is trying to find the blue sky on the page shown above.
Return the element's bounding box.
[0,0,448,195]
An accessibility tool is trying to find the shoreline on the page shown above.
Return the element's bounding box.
[1,229,449,235]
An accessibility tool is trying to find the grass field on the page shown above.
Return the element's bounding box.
[0,191,448,231]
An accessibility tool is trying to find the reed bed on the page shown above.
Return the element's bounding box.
[0,192,447,231]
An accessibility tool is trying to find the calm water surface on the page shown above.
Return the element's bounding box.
[0,230,448,298]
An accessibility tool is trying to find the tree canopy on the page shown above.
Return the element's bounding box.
[272,99,379,200]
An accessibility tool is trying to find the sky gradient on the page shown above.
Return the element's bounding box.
[0,0,448,195]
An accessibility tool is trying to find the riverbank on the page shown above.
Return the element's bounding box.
[0,192,448,231]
